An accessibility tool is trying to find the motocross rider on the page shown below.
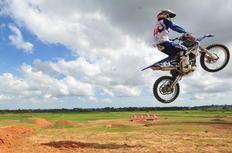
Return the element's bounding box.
[153,9,188,77]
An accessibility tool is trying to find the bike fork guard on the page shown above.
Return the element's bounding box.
[169,75,182,90]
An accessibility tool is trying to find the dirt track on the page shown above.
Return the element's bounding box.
[0,113,231,153]
[0,123,231,153]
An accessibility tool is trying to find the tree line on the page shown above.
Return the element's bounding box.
[0,105,231,113]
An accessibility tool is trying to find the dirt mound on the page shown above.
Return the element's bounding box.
[54,120,76,127]
[106,123,124,128]
[34,118,53,127]
[0,125,33,148]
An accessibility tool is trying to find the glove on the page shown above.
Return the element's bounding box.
[180,33,196,42]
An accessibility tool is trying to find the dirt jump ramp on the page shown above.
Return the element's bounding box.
[0,126,33,151]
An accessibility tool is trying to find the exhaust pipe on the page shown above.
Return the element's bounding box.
[151,66,161,71]
[161,66,176,71]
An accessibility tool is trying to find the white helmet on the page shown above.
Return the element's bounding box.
[157,9,176,19]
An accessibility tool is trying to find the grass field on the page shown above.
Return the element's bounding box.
[0,110,231,153]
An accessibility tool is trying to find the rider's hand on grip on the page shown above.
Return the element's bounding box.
[179,33,196,44]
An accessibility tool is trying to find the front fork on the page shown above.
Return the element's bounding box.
[169,75,182,90]
[199,46,218,60]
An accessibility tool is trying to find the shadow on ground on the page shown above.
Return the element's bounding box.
[41,141,143,149]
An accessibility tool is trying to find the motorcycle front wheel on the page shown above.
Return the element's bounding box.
[200,44,230,72]
[153,76,180,103]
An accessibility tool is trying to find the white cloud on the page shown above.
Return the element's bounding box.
[0,65,94,103]
[20,64,94,97]
[31,41,154,97]
[88,96,112,103]
[8,24,33,53]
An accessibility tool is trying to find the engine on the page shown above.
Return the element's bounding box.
[180,55,193,74]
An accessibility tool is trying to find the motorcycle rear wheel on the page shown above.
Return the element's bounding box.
[153,76,180,103]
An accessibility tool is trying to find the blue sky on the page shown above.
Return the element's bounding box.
[0,0,231,109]
[0,18,71,70]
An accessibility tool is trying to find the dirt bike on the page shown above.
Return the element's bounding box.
[142,34,230,103]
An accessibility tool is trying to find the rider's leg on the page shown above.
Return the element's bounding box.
[158,41,175,56]
[172,43,188,59]
[159,41,187,65]
[162,42,188,78]
[157,42,188,72]
[173,43,197,70]
[170,43,189,78]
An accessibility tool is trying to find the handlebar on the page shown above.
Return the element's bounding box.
[171,33,214,43]
[170,33,189,42]
[172,33,197,42]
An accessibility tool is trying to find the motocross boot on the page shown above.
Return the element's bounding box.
[170,55,180,66]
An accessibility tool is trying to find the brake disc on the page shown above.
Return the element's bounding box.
[159,84,174,95]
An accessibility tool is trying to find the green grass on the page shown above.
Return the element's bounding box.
[0,110,231,120]
[0,110,231,133]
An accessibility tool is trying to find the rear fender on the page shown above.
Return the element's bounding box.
[141,63,161,71]
[141,56,172,71]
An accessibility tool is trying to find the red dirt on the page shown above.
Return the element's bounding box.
[106,123,124,128]
[224,116,232,120]
[34,118,53,127]
[131,114,158,123]
[0,125,33,151]
[211,124,232,130]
